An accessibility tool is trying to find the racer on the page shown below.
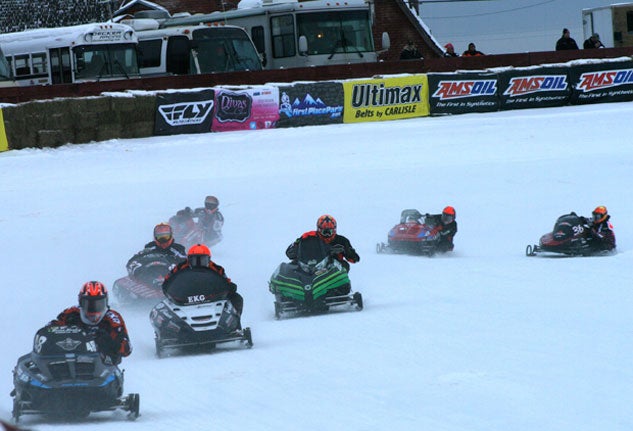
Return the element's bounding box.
[126,223,186,282]
[436,206,458,253]
[286,214,360,272]
[164,244,243,316]
[171,196,224,246]
[50,281,131,365]
[585,205,616,253]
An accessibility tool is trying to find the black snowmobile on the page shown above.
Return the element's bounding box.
[526,212,596,257]
[113,252,175,306]
[11,325,139,423]
[269,235,363,319]
[150,268,253,358]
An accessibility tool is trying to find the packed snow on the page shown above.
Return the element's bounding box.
[0,102,632,430]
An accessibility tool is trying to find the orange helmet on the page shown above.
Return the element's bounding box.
[204,196,219,213]
[153,223,174,249]
[188,244,211,267]
[316,214,337,242]
[442,206,456,224]
[78,281,108,325]
[592,205,608,224]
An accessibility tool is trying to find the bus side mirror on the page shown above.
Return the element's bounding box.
[380,32,390,53]
[298,35,308,56]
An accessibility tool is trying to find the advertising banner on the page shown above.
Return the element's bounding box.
[342,75,429,123]
[154,90,215,135]
[570,60,633,105]
[277,82,344,128]
[498,67,571,110]
[211,86,279,132]
[0,109,8,152]
[428,72,499,115]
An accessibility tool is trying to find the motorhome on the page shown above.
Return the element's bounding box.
[160,0,390,70]
[0,22,139,86]
[126,19,262,76]
[582,3,633,48]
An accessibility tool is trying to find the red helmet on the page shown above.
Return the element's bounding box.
[153,223,174,249]
[204,196,219,213]
[316,214,337,242]
[78,281,108,325]
[188,244,211,267]
[592,205,608,224]
[442,206,456,224]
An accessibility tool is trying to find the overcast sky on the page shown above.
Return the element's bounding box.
[420,0,623,54]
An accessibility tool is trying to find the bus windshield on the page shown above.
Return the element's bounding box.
[191,27,262,73]
[0,48,12,80]
[74,43,139,80]
[296,10,374,56]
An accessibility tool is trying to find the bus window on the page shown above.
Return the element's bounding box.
[271,15,295,58]
[166,36,190,75]
[251,26,265,54]
[14,55,30,76]
[138,39,162,68]
[49,47,72,84]
[32,53,47,75]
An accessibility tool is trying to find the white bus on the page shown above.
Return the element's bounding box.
[125,19,262,76]
[0,22,140,86]
[160,0,390,70]
[0,46,14,87]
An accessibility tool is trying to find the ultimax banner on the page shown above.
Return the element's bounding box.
[343,75,430,123]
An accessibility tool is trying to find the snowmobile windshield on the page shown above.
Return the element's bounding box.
[163,268,230,305]
[400,209,423,224]
[297,236,329,263]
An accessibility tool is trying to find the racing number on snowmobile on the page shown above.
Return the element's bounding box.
[34,335,47,354]
[573,225,584,235]
[86,340,98,352]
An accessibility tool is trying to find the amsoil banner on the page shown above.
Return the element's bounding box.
[211,86,279,132]
[154,90,215,135]
[428,72,499,115]
[498,67,571,110]
[342,75,429,123]
[570,60,633,105]
[277,82,344,128]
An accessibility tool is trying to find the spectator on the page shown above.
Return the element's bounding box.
[556,28,579,50]
[462,42,484,57]
[444,43,458,57]
[400,40,423,60]
[584,33,605,49]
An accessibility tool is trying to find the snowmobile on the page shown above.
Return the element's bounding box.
[376,209,442,256]
[169,208,222,250]
[526,212,596,257]
[150,268,252,358]
[112,252,176,306]
[269,235,363,319]
[11,325,139,423]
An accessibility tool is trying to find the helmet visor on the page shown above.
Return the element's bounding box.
[155,232,172,243]
[320,228,334,237]
[592,212,604,222]
[80,296,107,324]
[442,214,454,224]
[189,254,210,267]
[205,202,218,212]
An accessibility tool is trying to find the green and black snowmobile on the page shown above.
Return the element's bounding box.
[269,235,363,319]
